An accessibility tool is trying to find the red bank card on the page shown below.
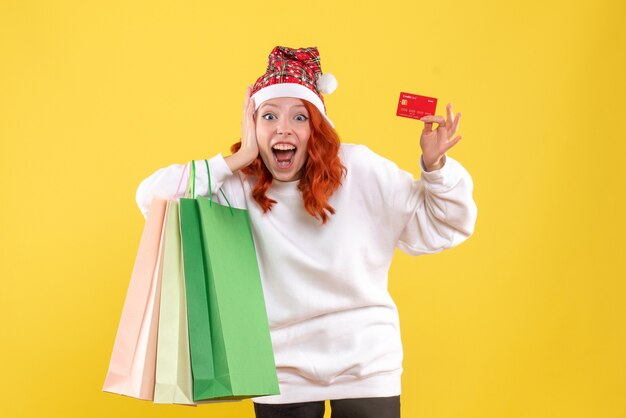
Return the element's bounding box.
[396,92,437,120]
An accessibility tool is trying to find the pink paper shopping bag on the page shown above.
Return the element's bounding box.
[103,197,168,400]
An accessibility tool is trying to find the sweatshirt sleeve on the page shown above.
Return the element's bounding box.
[391,154,478,256]
[135,153,239,218]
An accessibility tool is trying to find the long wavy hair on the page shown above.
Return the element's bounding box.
[230,100,346,224]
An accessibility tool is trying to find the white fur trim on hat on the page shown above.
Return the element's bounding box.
[251,83,335,128]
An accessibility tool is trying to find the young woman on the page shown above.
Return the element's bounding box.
[136,46,477,418]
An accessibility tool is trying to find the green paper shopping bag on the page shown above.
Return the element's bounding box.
[179,196,220,400]
[180,160,279,401]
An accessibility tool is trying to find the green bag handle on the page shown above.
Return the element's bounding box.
[184,160,195,199]
[185,159,234,215]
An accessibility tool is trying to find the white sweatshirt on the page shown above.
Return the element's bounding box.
[136,143,477,404]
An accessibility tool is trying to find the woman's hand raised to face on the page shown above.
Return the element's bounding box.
[419,103,462,172]
[225,86,260,173]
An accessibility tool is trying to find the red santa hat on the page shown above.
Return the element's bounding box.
[251,46,337,127]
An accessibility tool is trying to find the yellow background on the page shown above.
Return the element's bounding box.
[1,0,624,417]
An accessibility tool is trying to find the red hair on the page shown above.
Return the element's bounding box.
[230,100,345,224]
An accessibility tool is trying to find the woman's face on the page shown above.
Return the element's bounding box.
[255,97,311,182]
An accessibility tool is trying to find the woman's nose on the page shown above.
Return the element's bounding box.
[277,121,293,135]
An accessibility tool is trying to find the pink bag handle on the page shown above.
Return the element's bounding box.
[174,162,189,198]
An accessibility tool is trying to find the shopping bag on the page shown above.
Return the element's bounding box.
[153,200,195,404]
[180,196,220,400]
[181,160,279,401]
[196,195,280,398]
[103,197,167,400]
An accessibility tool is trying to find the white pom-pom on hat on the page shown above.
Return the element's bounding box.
[317,73,338,95]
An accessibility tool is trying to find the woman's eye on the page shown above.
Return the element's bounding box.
[295,114,308,122]
[262,113,276,120]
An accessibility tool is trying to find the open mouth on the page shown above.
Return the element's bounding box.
[272,143,297,169]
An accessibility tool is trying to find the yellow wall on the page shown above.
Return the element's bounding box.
[1,0,624,417]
